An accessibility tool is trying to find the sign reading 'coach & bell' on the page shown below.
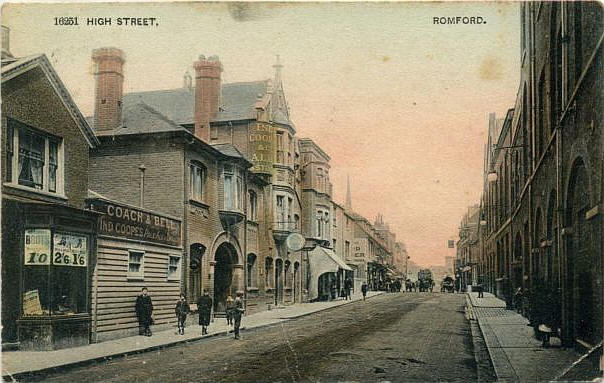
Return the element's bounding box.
[90,199,182,247]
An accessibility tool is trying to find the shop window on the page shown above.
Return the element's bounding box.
[168,256,180,280]
[189,161,206,202]
[22,230,89,317]
[128,250,144,279]
[6,119,63,194]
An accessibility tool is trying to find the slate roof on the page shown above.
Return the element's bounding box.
[94,102,187,137]
[2,54,99,147]
[122,80,278,126]
[211,143,246,159]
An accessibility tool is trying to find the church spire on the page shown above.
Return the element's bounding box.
[273,54,283,86]
[346,174,352,211]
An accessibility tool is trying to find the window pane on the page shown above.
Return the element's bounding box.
[18,129,45,189]
[196,167,203,199]
[224,175,232,209]
[51,266,87,315]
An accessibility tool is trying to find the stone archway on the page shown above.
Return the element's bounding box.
[564,158,598,345]
[213,242,238,312]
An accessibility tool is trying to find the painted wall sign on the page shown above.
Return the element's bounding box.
[249,122,275,174]
[90,199,182,247]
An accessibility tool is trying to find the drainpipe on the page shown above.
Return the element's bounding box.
[182,146,189,300]
[243,169,248,312]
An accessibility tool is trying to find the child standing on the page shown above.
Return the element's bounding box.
[175,294,189,335]
[225,296,235,326]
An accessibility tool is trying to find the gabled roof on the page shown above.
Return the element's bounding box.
[122,80,276,126]
[211,143,252,168]
[1,54,99,147]
[94,102,188,137]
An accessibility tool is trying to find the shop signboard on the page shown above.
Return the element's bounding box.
[90,199,182,247]
[249,122,275,174]
[53,233,88,267]
[24,229,51,266]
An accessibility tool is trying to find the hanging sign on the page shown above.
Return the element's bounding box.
[24,229,51,266]
[53,233,88,267]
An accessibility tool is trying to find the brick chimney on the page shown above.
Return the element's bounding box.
[193,55,221,142]
[92,47,125,132]
[1,26,13,59]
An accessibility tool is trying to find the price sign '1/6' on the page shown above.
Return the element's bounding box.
[23,230,88,267]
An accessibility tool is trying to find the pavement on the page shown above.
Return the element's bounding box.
[1,291,382,380]
[466,291,595,382]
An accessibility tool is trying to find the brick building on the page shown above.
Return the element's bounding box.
[1,28,100,350]
[475,2,603,350]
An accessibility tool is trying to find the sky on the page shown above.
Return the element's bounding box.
[3,2,520,267]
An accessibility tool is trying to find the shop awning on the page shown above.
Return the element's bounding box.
[308,246,353,300]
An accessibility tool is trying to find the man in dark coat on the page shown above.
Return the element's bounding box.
[344,277,353,300]
[232,292,245,339]
[135,287,153,336]
[197,289,212,335]
[361,282,368,301]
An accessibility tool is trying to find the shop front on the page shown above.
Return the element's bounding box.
[307,246,352,301]
[1,201,98,351]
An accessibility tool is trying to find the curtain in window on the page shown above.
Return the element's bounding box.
[18,129,45,189]
[49,141,58,192]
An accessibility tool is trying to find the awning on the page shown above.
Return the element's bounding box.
[308,246,353,300]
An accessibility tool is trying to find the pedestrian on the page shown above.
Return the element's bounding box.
[344,277,353,300]
[197,289,213,335]
[135,287,153,337]
[330,280,337,301]
[225,296,235,326]
[232,292,245,340]
[477,281,484,298]
[513,287,524,313]
[174,293,189,335]
[361,281,368,301]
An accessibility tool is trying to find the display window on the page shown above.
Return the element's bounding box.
[22,229,89,317]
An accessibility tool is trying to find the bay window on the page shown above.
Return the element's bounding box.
[5,119,63,195]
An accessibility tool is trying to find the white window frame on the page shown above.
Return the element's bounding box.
[127,250,145,279]
[5,119,65,197]
[223,164,243,211]
[248,190,258,221]
[189,161,206,202]
[167,255,181,281]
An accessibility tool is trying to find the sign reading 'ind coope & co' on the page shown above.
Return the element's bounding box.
[90,199,182,247]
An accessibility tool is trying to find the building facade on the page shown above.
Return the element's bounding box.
[473,2,603,350]
[1,36,100,350]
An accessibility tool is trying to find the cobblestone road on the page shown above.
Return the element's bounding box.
[27,293,479,383]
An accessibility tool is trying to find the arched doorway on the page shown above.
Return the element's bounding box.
[284,260,291,303]
[565,159,597,345]
[275,259,283,305]
[214,242,238,313]
[189,243,206,301]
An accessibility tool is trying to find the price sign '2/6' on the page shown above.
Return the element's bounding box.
[23,230,88,267]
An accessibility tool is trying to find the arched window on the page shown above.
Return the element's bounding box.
[265,257,273,288]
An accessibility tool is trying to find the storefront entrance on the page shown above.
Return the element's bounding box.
[214,242,237,313]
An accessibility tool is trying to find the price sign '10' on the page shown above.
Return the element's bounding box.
[24,230,88,267]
